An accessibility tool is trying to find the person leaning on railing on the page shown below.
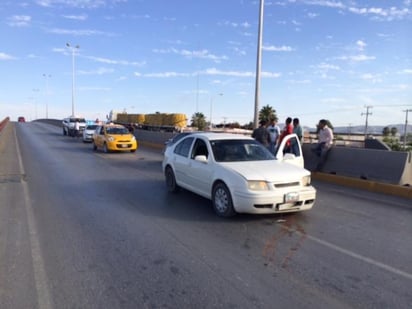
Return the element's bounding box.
[312,119,334,171]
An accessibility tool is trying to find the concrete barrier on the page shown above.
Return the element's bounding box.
[303,144,412,186]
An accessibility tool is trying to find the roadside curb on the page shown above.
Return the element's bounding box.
[312,172,412,199]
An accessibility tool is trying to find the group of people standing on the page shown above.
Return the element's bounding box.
[252,117,334,171]
[252,117,302,156]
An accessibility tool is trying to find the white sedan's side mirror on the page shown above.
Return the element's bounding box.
[194,155,208,163]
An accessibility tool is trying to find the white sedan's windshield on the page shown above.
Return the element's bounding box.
[211,140,275,162]
[106,127,129,134]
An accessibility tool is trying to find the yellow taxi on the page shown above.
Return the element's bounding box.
[92,124,138,153]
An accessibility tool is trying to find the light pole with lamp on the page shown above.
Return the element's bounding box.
[253,0,264,129]
[66,43,79,116]
[209,93,223,129]
[43,74,51,118]
[403,109,412,149]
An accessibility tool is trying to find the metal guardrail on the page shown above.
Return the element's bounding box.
[0,117,10,133]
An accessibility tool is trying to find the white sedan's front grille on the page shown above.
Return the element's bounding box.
[273,182,300,188]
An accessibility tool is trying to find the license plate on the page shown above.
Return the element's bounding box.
[120,144,128,148]
[284,192,299,203]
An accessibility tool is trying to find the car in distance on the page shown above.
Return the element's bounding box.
[162,132,316,217]
[82,124,98,143]
[92,124,138,153]
[18,116,26,122]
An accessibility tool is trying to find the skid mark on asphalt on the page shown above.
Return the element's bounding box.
[262,217,307,269]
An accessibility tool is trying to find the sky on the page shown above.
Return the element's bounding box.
[0,0,411,129]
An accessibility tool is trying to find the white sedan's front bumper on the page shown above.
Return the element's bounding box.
[232,185,316,214]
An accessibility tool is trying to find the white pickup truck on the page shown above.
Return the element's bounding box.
[62,116,87,136]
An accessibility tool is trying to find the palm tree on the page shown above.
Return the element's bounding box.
[259,105,278,123]
[191,112,207,130]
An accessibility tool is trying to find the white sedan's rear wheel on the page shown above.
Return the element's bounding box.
[212,182,236,217]
[165,166,179,193]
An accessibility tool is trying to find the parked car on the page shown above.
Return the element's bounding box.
[18,116,26,122]
[92,124,137,153]
[82,124,98,143]
[162,132,316,217]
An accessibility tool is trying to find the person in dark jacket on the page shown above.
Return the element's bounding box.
[252,120,270,148]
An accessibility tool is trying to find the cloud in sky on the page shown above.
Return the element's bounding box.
[7,15,31,27]
[0,53,16,60]
[62,14,88,21]
[263,45,295,52]
[152,48,228,63]
[85,56,146,67]
[35,0,121,9]
[47,28,113,36]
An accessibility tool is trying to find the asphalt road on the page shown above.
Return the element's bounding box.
[1,121,411,309]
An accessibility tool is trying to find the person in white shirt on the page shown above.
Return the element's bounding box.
[74,120,80,137]
[313,119,334,171]
[267,119,280,154]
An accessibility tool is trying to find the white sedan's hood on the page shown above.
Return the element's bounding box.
[221,160,309,182]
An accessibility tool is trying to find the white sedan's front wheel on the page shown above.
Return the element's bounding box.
[212,182,236,217]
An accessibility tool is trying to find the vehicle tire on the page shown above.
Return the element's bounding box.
[165,166,179,193]
[63,128,66,136]
[212,182,236,217]
[93,142,97,151]
[130,149,136,153]
[103,143,109,153]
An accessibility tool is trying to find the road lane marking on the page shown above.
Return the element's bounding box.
[15,128,53,309]
[305,233,412,281]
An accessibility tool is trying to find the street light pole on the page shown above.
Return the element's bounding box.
[403,109,412,149]
[43,74,51,119]
[253,0,264,129]
[66,43,79,116]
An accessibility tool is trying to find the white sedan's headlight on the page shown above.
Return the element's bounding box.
[247,181,270,191]
[302,175,311,186]
[107,136,115,142]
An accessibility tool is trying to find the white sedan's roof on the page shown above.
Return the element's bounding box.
[189,132,252,141]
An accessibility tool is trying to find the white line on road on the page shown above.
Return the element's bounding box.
[305,233,412,281]
[15,128,53,309]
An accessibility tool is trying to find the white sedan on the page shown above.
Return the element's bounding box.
[162,132,316,217]
[82,124,98,143]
